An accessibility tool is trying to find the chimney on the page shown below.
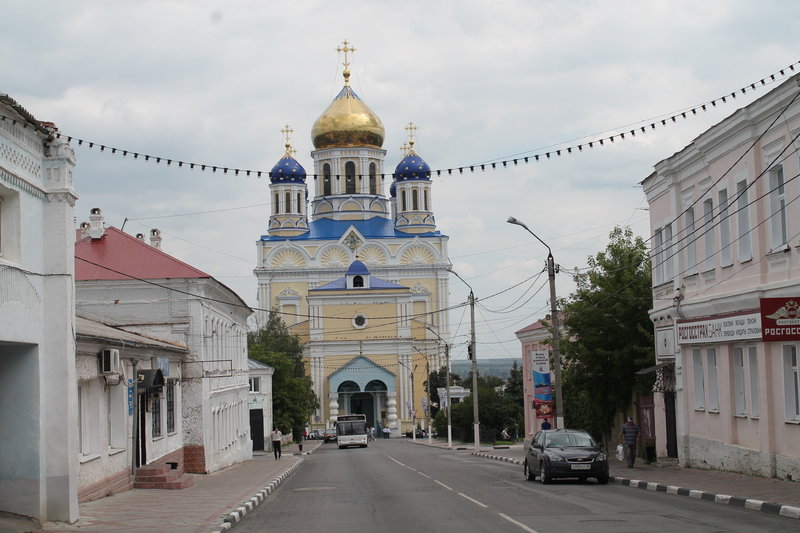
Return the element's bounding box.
[88,208,105,240]
[149,228,162,249]
[78,221,91,240]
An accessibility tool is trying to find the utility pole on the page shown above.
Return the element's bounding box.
[445,342,452,449]
[468,289,479,450]
[508,216,564,429]
[449,268,479,450]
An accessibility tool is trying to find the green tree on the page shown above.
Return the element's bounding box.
[560,226,654,443]
[248,311,318,437]
[425,365,462,418]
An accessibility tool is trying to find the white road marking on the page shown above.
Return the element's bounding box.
[434,480,453,490]
[498,513,539,533]
[458,492,488,508]
[417,472,431,478]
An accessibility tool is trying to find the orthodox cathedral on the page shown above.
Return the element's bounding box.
[254,42,452,435]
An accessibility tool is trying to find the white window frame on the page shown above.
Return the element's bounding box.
[707,348,719,412]
[685,207,697,274]
[653,228,664,285]
[703,199,715,271]
[783,344,800,421]
[718,189,732,267]
[769,165,788,251]
[664,224,674,281]
[736,180,753,262]
[249,377,261,392]
[732,346,747,416]
[748,346,760,418]
[692,348,705,410]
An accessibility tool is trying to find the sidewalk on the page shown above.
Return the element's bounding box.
[0,440,323,533]
[466,441,800,520]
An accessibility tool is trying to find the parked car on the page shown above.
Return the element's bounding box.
[404,429,426,438]
[323,428,337,443]
[523,429,609,484]
[307,430,321,440]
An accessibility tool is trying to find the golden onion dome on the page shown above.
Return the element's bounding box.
[311,69,385,150]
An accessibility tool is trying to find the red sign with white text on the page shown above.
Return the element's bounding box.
[760,297,800,342]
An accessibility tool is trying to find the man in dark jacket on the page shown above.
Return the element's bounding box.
[619,416,641,468]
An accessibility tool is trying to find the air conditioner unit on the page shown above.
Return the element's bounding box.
[100,349,121,374]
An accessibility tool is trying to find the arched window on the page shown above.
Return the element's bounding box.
[369,163,377,194]
[274,192,279,214]
[296,192,302,214]
[401,190,407,211]
[353,275,364,288]
[345,161,356,194]
[424,189,429,211]
[412,189,419,210]
[323,163,331,195]
[285,191,291,213]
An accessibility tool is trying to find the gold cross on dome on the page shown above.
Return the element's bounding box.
[337,39,356,69]
[405,122,417,150]
[337,39,356,85]
[281,124,294,153]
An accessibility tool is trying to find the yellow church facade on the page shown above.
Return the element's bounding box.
[254,42,451,435]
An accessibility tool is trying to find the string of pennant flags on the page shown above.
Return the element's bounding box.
[3,61,798,179]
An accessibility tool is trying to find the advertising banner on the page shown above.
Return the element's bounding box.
[761,297,800,342]
[676,312,761,344]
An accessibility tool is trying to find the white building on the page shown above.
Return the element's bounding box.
[0,94,79,522]
[642,74,800,479]
[75,316,190,501]
[75,210,253,474]
[247,359,274,451]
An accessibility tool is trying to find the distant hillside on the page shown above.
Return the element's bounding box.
[451,358,521,380]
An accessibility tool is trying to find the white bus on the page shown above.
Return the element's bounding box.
[336,414,368,448]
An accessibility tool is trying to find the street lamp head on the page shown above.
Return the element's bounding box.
[507,216,528,230]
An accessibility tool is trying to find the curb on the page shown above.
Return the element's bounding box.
[210,443,323,533]
[211,460,301,532]
[471,451,800,521]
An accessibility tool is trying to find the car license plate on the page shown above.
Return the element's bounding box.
[571,464,591,470]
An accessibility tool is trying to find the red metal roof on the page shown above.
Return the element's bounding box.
[75,227,210,281]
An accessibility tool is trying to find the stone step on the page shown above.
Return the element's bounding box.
[133,475,194,490]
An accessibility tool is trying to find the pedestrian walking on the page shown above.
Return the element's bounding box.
[619,416,641,468]
[271,427,283,460]
[541,418,551,430]
[383,426,390,439]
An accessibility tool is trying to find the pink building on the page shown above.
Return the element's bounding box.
[515,316,564,438]
[642,74,800,479]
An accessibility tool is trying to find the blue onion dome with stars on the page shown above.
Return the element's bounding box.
[394,141,431,181]
[269,142,307,183]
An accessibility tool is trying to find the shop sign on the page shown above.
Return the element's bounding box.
[761,298,800,342]
[676,312,761,344]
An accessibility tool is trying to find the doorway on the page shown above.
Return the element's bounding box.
[250,409,264,451]
[664,391,678,458]
[136,393,147,467]
[350,392,375,427]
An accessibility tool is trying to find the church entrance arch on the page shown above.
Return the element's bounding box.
[329,357,395,429]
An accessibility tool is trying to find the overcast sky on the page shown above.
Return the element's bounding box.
[3,0,798,362]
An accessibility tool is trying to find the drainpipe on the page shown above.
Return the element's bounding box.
[131,359,138,475]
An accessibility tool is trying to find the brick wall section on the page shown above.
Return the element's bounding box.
[183,445,207,474]
[78,468,133,503]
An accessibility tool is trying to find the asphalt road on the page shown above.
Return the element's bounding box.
[235,440,798,533]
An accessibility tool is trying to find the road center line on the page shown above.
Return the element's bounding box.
[386,455,406,467]
[458,492,488,508]
[434,480,453,491]
[417,472,431,478]
[498,513,539,533]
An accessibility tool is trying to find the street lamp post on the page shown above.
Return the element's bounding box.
[449,269,480,451]
[507,216,564,429]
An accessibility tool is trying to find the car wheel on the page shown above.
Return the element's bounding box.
[524,460,535,481]
[539,462,552,484]
[597,474,609,485]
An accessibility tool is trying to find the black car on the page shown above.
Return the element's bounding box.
[523,429,609,484]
